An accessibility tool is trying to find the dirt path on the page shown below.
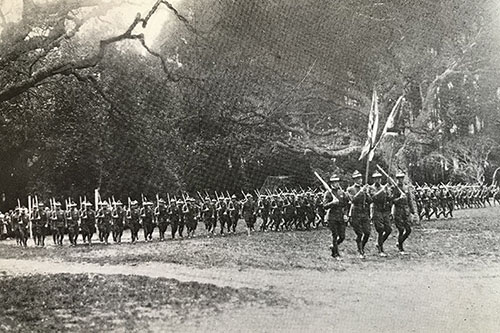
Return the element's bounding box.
[1,258,500,332]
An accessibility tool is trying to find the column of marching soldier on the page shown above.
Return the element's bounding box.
[0,170,499,259]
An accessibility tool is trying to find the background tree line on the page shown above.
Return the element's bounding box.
[1,0,500,209]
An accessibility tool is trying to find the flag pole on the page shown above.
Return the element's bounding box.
[365,155,370,184]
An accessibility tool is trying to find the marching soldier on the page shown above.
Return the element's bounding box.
[183,198,197,238]
[141,201,155,241]
[369,172,393,257]
[167,199,181,239]
[80,202,96,245]
[97,202,112,244]
[112,201,125,243]
[323,174,350,259]
[32,203,48,247]
[392,172,415,254]
[66,202,80,246]
[216,197,229,235]
[156,199,169,241]
[229,195,240,233]
[52,202,65,246]
[126,200,141,243]
[241,193,257,235]
[17,208,29,247]
[258,195,270,231]
[347,170,372,259]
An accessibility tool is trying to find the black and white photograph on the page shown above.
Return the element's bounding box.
[1,0,500,331]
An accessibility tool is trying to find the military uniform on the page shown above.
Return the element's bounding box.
[66,204,80,246]
[141,202,154,241]
[323,174,350,258]
[80,203,96,245]
[393,172,415,253]
[112,202,125,243]
[347,170,372,258]
[126,201,141,243]
[32,204,48,247]
[369,172,393,256]
[97,203,112,244]
[156,200,169,241]
[242,194,257,234]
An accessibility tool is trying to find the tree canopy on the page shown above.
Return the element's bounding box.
[1,0,500,208]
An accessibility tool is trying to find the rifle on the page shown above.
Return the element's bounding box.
[375,165,403,194]
[313,171,338,202]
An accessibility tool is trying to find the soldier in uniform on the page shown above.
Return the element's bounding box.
[347,170,372,259]
[156,199,169,241]
[111,201,125,243]
[167,199,181,239]
[66,202,80,246]
[183,198,197,238]
[216,197,229,235]
[369,172,393,257]
[323,174,350,259]
[228,195,240,233]
[392,172,415,254]
[32,203,48,247]
[126,200,141,243]
[202,198,216,236]
[52,202,65,246]
[17,208,29,247]
[80,202,96,245]
[295,194,306,230]
[97,202,112,244]
[282,194,295,230]
[242,193,257,235]
[141,201,154,241]
[258,195,270,231]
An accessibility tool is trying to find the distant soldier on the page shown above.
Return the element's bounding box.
[141,201,154,241]
[228,195,240,233]
[126,200,141,243]
[242,194,257,235]
[17,208,29,247]
[97,202,112,244]
[282,194,295,230]
[216,197,229,235]
[202,198,216,236]
[294,194,306,230]
[80,202,96,245]
[156,199,169,241]
[111,201,125,243]
[258,195,270,231]
[392,172,415,254]
[304,194,316,230]
[369,172,393,257]
[347,170,372,259]
[52,202,65,246]
[167,199,181,239]
[32,203,48,247]
[66,202,80,246]
[183,198,197,238]
[323,174,350,259]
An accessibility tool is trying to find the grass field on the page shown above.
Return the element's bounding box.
[1,206,500,332]
[1,206,500,270]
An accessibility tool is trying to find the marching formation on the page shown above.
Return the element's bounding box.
[1,168,499,260]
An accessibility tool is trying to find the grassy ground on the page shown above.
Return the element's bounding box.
[0,206,499,271]
[0,273,281,332]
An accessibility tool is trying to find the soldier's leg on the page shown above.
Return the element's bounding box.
[178,221,184,237]
[361,217,371,254]
[351,219,364,256]
[232,217,238,233]
[328,220,339,257]
[373,213,385,254]
[395,215,411,253]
